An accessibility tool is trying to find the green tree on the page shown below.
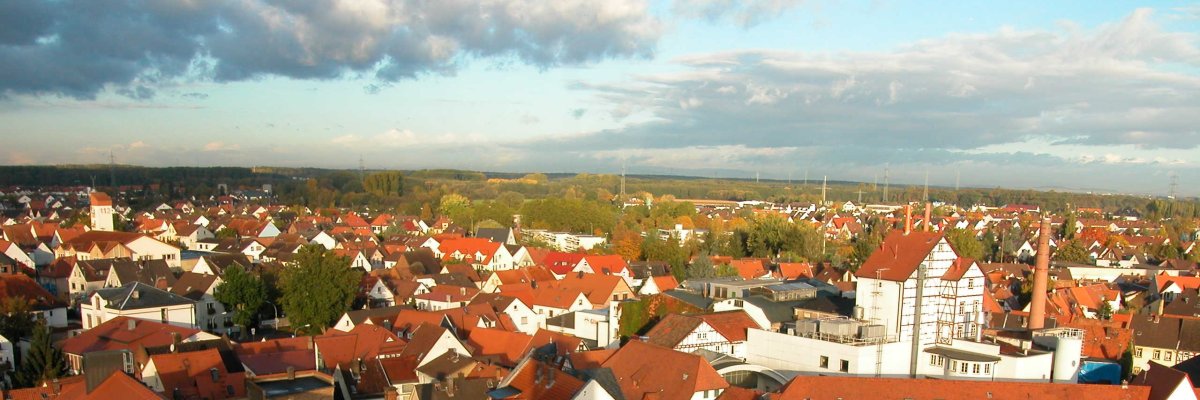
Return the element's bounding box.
[0,297,34,345]
[438,193,472,223]
[215,227,237,239]
[1053,240,1089,264]
[945,228,985,261]
[715,264,740,278]
[1097,300,1114,320]
[1060,212,1077,241]
[10,321,66,388]
[281,245,362,335]
[213,265,267,339]
[363,171,405,196]
[686,255,715,279]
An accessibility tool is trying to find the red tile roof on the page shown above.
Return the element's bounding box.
[149,348,245,400]
[466,328,533,366]
[857,230,944,281]
[601,340,728,400]
[89,192,113,207]
[59,317,201,356]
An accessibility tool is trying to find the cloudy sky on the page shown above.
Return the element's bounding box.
[1,1,1198,195]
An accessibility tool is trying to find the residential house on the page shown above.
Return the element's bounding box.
[58,230,182,268]
[644,311,759,359]
[141,348,246,399]
[59,317,217,373]
[170,272,232,334]
[82,282,198,330]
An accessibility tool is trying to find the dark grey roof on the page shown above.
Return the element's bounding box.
[578,368,625,400]
[475,228,513,245]
[432,273,474,288]
[1132,315,1200,353]
[793,294,856,318]
[627,261,670,280]
[109,259,176,287]
[546,312,576,329]
[95,282,195,310]
[662,290,712,310]
[740,295,807,324]
[199,253,252,274]
[82,351,131,393]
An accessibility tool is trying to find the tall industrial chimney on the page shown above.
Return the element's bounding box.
[904,205,912,235]
[923,202,932,232]
[1028,217,1052,330]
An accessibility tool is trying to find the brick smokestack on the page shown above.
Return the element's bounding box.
[904,205,912,235]
[923,202,932,232]
[1028,217,1052,330]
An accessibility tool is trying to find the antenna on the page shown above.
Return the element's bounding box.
[756,171,760,183]
[955,170,960,192]
[620,161,627,199]
[359,154,365,182]
[883,165,890,203]
[855,188,866,203]
[922,170,929,202]
[804,169,809,189]
[1169,172,1179,199]
[821,176,828,205]
[109,150,116,189]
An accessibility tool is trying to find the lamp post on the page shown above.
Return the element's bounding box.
[262,301,279,328]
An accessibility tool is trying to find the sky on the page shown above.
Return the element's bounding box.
[1,1,1198,196]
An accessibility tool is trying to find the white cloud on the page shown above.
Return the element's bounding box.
[203,141,240,151]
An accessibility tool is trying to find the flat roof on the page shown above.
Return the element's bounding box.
[926,346,1001,363]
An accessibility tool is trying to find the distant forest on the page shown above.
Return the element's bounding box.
[2,165,1197,222]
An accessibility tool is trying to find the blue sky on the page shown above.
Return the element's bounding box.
[1,1,1197,195]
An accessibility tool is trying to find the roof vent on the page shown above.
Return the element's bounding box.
[131,289,140,300]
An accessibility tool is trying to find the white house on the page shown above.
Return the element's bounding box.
[82,282,197,330]
[89,192,115,232]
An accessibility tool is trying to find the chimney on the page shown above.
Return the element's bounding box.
[903,205,912,235]
[170,332,181,353]
[384,386,399,400]
[127,318,137,331]
[131,289,140,300]
[287,366,296,380]
[512,214,522,242]
[1028,217,1052,330]
[923,202,932,232]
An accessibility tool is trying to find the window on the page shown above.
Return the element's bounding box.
[960,362,968,373]
[161,308,167,323]
[210,368,220,382]
[983,364,990,374]
[521,317,528,325]
[698,332,708,340]
[972,364,980,374]
[1153,350,1161,360]
[819,356,829,369]
[1165,352,1173,362]
[968,279,974,289]
[951,360,957,371]
[840,360,849,373]
[1135,348,1143,358]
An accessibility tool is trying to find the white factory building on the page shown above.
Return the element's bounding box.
[742,211,1082,382]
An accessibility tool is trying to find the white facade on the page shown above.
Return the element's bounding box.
[91,202,114,232]
[81,292,197,330]
[0,335,12,370]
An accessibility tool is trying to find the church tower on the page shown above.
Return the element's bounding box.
[89,191,114,231]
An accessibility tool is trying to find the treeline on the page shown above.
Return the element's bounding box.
[0,165,278,188]
[6,165,1198,222]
